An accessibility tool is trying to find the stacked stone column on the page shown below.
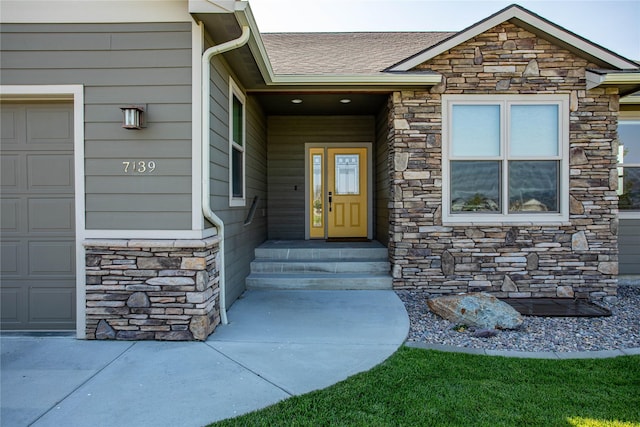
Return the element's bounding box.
[84,237,221,340]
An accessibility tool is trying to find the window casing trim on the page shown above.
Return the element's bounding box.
[442,94,570,224]
[228,77,246,207]
[618,116,640,217]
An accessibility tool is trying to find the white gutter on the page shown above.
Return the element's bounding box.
[586,70,640,90]
[201,22,251,325]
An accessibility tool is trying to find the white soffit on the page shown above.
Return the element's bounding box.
[388,5,639,72]
[0,0,192,23]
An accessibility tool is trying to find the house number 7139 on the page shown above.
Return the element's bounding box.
[122,161,156,173]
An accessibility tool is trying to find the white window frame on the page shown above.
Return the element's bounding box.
[228,77,246,207]
[618,113,640,219]
[442,94,570,224]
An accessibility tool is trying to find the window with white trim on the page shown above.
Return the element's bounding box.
[229,79,246,207]
[618,119,640,212]
[442,95,569,223]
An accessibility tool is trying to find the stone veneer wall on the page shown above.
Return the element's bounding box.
[388,22,619,301]
[84,237,221,340]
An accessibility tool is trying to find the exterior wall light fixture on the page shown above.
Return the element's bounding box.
[120,104,146,129]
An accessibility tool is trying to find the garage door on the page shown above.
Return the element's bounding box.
[1,102,76,330]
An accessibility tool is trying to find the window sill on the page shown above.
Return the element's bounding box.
[619,211,640,219]
[229,198,246,208]
[442,213,570,227]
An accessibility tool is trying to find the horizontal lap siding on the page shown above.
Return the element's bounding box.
[208,55,268,308]
[619,219,640,275]
[1,23,193,230]
[375,101,391,246]
[267,116,375,240]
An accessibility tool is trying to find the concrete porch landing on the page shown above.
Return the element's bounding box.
[1,290,408,427]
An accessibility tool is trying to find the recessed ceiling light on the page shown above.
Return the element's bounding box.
[291,99,303,104]
[340,98,352,104]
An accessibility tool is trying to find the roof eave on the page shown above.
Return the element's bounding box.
[586,70,640,97]
[267,73,442,87]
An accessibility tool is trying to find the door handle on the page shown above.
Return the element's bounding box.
[328,191,332,212]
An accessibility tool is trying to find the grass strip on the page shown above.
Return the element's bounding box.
[210,347,640,427]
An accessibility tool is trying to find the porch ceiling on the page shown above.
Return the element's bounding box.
[252,92,389,115]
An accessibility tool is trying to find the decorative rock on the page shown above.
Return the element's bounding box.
[496,79,510,90]
[556,286,574,298]
[427,292,523,330]
[146,277,195,287]
[116,330,155,340]
[156,331,193,341]
[523,59,539,77]
[127,292,150,308]
[501,275,518,292]
[394,152,409,172]
[570,147,589,165]
[95,320,116,340]
[473,328,498,338]
[570,195,585,215]
[138,257,181,270]
[570,90,579,112]
[473,47,483,65]
[526,253,539,270]
[572,231,589,251]
[464,229,485,239]
[181,257,206,270]
[189,315,210,341]
[505,227,518,246]
[598,262,618,275]
[441,250,455,276]
[196,270,210,291]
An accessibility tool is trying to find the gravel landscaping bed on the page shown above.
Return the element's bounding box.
[397,285,640,353]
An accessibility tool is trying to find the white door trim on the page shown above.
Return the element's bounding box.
[1,84,86,338]
[304,142,373,240]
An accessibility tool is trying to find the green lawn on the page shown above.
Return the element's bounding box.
[211,347,640,427]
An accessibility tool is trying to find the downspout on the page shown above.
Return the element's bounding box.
[201,24,251,325]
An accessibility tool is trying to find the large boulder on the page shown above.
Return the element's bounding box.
[427,292,523,330]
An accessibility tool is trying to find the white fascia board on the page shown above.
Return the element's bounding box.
[269,73,442,87]
[188,0,237,14]
[1,0,191,23]
[389,6,639,72]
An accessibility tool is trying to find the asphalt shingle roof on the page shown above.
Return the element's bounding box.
[261,32,455,75]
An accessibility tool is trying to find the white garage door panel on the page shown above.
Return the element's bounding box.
[0,102,76,330]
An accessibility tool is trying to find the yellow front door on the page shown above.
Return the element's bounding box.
[309,147,368,239]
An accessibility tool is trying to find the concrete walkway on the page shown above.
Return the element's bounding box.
[1,290,409,427]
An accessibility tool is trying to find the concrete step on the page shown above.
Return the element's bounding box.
[250,259,390,274]
[254,246,388,261]
[245,273,393,290]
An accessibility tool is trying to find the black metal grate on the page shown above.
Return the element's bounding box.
[501,298,611,317]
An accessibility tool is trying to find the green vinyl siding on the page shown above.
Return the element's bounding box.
[375,100,390,246]
[619,218,640,275]
[0,22,193,230]
[207,53,268,308]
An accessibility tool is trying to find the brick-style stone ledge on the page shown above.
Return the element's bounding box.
[84,237,221,341]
